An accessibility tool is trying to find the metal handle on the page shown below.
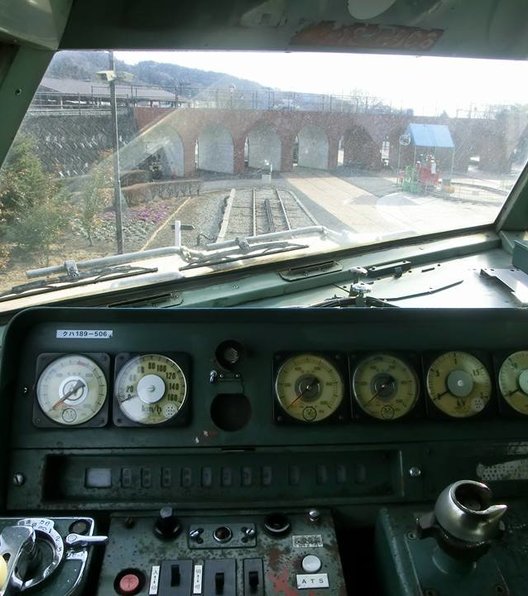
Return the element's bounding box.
[65,533,108,548]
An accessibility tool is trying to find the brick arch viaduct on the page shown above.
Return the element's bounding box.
[121,107,521,177]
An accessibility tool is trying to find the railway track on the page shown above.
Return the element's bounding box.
[217,187,318,242]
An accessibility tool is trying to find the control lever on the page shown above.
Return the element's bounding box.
[65,533,109,549]
[0,525,36,595]
[417,480,507,562]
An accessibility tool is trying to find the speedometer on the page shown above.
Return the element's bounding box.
[114,354,188,425]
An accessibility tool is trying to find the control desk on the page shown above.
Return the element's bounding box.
[1,306,528,595]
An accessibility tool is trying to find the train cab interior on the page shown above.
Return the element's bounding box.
[3,0,528,594]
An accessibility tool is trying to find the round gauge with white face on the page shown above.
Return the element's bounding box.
[352,354,419,420]
[115,354,187,425]
[426,351,492,418]
[36,354,107,426]
[275,353,344,423]
[498,350,528,414]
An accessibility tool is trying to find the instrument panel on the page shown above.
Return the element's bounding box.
[4,306,528,516]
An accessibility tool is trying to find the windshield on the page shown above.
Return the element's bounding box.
[1,50,528,297]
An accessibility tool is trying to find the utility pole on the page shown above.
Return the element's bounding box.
[109,51,124,254]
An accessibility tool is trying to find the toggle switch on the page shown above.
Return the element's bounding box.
[243,559,264,596]
[215,571,225,593]
[171,564,181,586]
[203,560,236,596]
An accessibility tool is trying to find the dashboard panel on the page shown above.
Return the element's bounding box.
[2,306,528,594]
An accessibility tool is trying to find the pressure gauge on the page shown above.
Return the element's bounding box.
[426,351,492,418]
[498,350,528,415]
[352,354,419,420]
[114,354,188,425]
[35,354,108,426]
[274,353,345,423]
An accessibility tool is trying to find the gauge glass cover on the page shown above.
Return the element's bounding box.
[275,353,344,422]
[115,354,187,425]
[36,354,107,425]
[352,354,419,420]
[498,350,528,414]
[426,351,491,418]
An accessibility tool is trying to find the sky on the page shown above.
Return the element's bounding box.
[115,50,528,116]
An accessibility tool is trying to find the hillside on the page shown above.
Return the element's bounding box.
[46,51,266,94]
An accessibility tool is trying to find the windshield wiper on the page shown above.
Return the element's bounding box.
[179,238,308,270]
[0,264,158,303]
[178,225,339,270]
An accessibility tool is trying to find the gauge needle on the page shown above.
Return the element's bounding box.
[288,381,315,409]
[433,390,449,401]
[52,379,85,409]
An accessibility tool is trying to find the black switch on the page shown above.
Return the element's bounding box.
[159,560,193,596]
[215,572,225,594]
[249,571,259,591]
[171,565,181,587]
[243,559,264,596]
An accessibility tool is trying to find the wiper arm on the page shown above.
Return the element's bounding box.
[179,225,337,270]
[179,238,308,270]
[0,265,158,303]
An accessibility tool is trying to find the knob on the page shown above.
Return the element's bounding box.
[434,480,507,543]
[417,480,507,562]
[264,513,291,537]
[154,507,181,540]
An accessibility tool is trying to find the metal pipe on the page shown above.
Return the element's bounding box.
[26,247,182,278]
[205,225,326,250]
[109,51,124,254]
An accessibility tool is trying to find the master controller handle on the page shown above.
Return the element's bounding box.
[417,480,507,561]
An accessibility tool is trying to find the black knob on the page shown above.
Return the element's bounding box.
[154,507,181,540]
[263,513,291,537]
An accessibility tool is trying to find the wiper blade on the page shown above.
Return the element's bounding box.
[180,239,308,270]
[0,265,158,303]
[179,225,338,270]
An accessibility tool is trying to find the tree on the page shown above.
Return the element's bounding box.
[78,155,113,246]
[0,135,66,265]
[0,135,49,220]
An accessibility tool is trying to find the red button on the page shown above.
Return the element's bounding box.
[118,573,141,595]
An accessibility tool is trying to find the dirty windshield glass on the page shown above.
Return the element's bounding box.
[1,50,528,297]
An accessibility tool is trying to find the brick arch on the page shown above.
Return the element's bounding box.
[339,125,379,169]
[297,125,329,170]
[245,122,281,171]
[196,124,234,174]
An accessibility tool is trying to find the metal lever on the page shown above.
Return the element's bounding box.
[417,480,507,562]
[65,533,108,549]
[0,525,36,595]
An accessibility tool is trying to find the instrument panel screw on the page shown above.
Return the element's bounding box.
[308,509,321,523]
[22,387,29,395]
[12,473,25,487]
[408,467,422,478]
